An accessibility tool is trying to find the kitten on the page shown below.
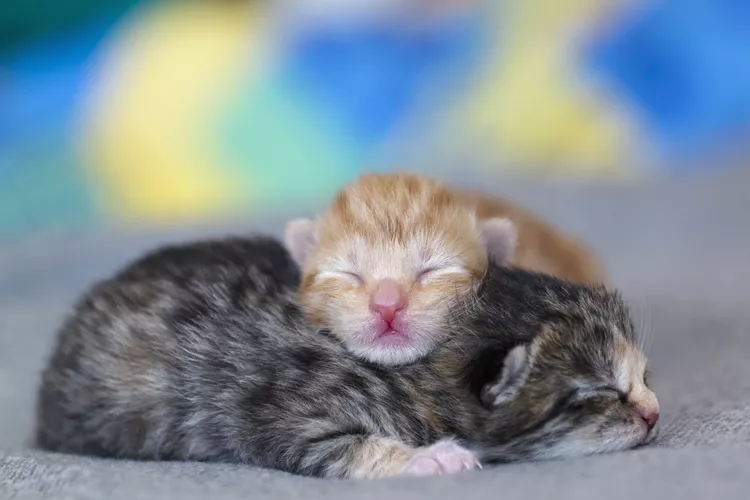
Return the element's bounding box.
[285,172,518,365]
[36,237,659,479]
[454,188,607,285]
[285,172,606,366]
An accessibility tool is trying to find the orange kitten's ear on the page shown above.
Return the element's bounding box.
[284,218,318,267]
[479,217,517,267]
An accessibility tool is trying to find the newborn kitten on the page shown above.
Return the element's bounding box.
[36,237,659,479]
[454,189,608,285]
[285,172,518,365]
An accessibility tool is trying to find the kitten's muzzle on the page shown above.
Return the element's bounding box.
[631,397,659,431]
[642,411,659,432]
[370,279,408,325]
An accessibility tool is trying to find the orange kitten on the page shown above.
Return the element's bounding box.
[285,173,516,365]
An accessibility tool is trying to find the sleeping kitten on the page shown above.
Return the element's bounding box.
[285,172,518,365]
[285,172,606,366]
[36,237,659,479]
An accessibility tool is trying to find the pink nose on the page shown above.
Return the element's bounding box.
[641,411,659,428]
[370,279,407,324]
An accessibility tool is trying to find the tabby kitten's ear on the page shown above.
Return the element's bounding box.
[284,218,318,267]
[480,343,533,407]
[479,217,517,267]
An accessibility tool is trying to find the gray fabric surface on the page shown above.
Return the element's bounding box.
[2,169,750,499]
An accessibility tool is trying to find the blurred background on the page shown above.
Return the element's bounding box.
[1,0,749,239]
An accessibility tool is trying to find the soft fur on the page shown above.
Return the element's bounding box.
[286,172,516,365]
[456,188,608,285]
[36,237,658,479]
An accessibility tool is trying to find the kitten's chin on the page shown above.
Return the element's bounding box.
[482,419,653,464]
[348,338,436,366]
[540,423,652,461]
[339,314,445,365]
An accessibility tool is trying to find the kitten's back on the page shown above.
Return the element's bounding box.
[454,189,607,285]
[35,236,303,458]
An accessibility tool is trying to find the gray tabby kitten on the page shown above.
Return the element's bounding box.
[36,237,659,479]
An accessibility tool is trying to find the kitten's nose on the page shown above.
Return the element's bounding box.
[370,279,407,324]
[641,411,659,430]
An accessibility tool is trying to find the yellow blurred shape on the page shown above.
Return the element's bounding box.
[77,0,267,222]
[506,0,615,34]
[458,0,632,175]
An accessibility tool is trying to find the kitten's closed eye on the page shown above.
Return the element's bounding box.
[416,268,438,282]
[415,265,468,283]
[573,386,626,403]
[342,272,364,285]
[317,270,365,285]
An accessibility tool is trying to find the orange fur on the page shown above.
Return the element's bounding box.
[289,172,605,365]
[303,173,486,296]
[296,173,492,364]
[453,189,608,285]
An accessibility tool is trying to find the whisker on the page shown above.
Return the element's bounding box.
[632,294,650,353]
[633,295,655,355]
[644,299,655,354]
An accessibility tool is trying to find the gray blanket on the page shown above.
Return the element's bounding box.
[2,170,750,499]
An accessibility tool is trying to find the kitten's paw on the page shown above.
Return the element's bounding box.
[403,440,481,476]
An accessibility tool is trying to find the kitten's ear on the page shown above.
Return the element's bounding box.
[284,218,318,267]
[480,343,533,407]
[479,217,517,267]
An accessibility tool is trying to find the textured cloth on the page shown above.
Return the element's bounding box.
[2,170,750,499]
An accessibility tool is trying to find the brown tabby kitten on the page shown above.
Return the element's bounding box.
[36,237,658,479]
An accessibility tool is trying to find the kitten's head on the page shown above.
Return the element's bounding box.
[285,173,516,365]
[478,279,659,462]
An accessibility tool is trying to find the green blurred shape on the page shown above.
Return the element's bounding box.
[218,75,364,210]
[0,0,152,53]
[0,138,96,238]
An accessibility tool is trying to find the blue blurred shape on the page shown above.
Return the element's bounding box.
[280,13,484,147]
[0,15,116,157]
[587,0,750,167]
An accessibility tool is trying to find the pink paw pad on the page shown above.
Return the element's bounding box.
[404,440,481,476]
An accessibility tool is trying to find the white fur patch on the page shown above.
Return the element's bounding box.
[403,439,480,476]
